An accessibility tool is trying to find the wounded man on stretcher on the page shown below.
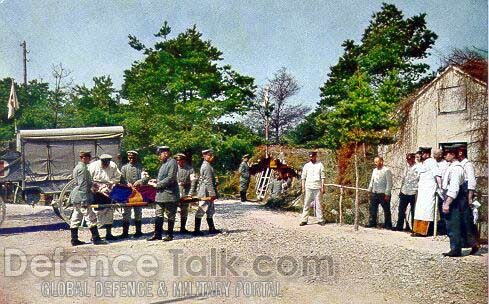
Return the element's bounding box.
[89,183,208,209]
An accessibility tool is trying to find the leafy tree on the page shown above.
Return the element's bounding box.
[284,111,322,147]
[121,22,256,173]
[66,75,124,127]
[319,40,361,109]
[322,3,437,148]
[291,3,438,148]
[318,70,400,147]
[0,78,55,141]
[357,3,437,90]
[17,80,53,129]
[318,70,401,229]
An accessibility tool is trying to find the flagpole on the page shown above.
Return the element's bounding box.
[263,86,270,158]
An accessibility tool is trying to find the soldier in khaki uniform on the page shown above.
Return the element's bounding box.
[147,146,180,242]
[194,149,221,235]
[119,150,148,238]
[441,145,466,257]
[239,154,250,202]
[175,153,196,233]
[69,151,107,246]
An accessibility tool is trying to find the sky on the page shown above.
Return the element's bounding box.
[0,0,487,108]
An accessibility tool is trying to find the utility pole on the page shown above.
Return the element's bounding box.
[20,41,28,86]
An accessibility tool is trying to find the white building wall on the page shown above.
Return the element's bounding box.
[380,67,487,226]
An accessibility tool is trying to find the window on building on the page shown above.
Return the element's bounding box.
[438,85,467,114]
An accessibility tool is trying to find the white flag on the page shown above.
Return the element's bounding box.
[7,80,19,119]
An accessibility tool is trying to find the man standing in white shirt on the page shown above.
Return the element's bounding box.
[441,145,466,257]
[89,154,122,241]
[434,148,449,234]
[393,153,418,231]
[457,146,479,255]
[367,156,393,229]
[434,149,449,179]
[300,151,325,226]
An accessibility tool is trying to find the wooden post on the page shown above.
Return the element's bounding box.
[433,195,438,236]
[263,86,270,158]
[339,186,344,225]
[20,41,28,87]
[354,142,359,231]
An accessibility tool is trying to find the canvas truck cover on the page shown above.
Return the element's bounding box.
[17,126,123,185]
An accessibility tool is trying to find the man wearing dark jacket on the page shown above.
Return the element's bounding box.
[194,149,221,235]
[147,146,180,242]
[239,154,250,202]
[69,151,107,246]
[120,150,148,238]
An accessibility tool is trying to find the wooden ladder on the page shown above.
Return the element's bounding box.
[255,167,272,199]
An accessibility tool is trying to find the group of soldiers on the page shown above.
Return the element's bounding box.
[366,145,480,257]
[239,147,481,258]
[68,144,480,256]
[68,146,220,246]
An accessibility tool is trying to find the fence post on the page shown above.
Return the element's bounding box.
[433,195,438,236]
[339,186,344,225]
[354,143,359,231]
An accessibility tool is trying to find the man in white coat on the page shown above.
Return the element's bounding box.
[412,147,442,236]
[300,151,325,226]
[89,154,122,240]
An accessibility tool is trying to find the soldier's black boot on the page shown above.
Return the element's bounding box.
[70,228,87,246]
[104,224,117,241]
[147,217,163,241]
[180,216,188,234]
[163,220,175,241]
[119,221,130,239]
[90,227,108,245]
[470,244,480,255]
[207,217,221,234]
[133,220,143,238]
[240,191,246,202]
[193,217,204,236]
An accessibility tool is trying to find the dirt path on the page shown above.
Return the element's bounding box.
[0,200,487,304]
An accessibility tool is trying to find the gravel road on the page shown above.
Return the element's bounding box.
[0,200,487,304]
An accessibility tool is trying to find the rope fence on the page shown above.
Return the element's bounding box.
[323,184,369,227]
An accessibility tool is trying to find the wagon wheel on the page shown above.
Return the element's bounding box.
[0,196,6,227]
[52,179,76,224]
[2,183,25,204]
[13,186,26,204]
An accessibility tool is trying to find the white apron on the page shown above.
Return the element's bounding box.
[414,160,437,221]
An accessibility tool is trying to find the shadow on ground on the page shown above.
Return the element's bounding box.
[0,222,69,235]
